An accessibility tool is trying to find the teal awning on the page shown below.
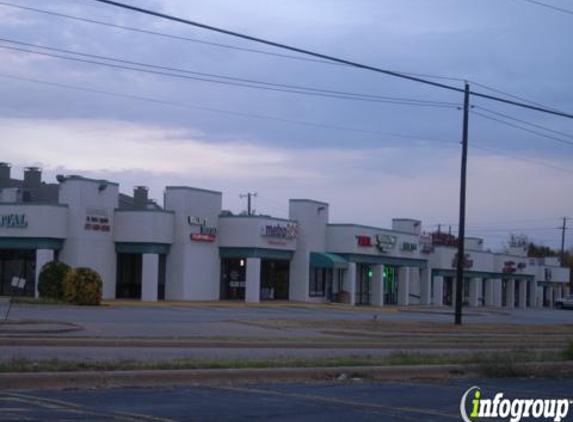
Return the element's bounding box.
[310,252,348,269]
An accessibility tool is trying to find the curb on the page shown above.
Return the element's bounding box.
[3,362,573,390]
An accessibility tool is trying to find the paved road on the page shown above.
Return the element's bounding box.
[1,378,572,421]
[1,303,572,339]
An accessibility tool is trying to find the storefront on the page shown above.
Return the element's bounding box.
[0,164,569,308]
[218,215,297,302]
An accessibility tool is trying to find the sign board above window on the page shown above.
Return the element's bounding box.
[260,223,298,239]
[0,214,27,229]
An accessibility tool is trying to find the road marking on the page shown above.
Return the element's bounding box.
[1,393,182,422]
[212,385,460,420]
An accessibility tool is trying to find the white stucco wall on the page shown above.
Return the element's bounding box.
[164,187,222,301]
[58,177,119,299]
[114,210,174,244]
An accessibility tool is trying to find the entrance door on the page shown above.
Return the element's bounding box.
[116,253,142,299]
[443,277,454,306]
[261,259,290,300]
[384,266,398,305]
[356,264,372,305]
[220,258,246,300]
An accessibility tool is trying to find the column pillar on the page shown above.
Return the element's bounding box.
[141,253,159,302]
[398,267,410,306]
[469,278,480,307]
[372,264,385,307]
[433,276,444,306]
[245,257,261,303]
[35,249,55,299]
[492,279,502,308]
[529,281,539,308]
[517,279,527,308]
[346,262,356,306]
[419,268,432,305]
[506,279,515,309]
[484,279,494,307]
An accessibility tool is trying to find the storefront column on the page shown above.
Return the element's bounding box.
[141,253,159,302]
[372,264,385,307]
[346,262,356,306]
[419,268,432,305]
[433,276,444,306]
[35,249,54,298]
[492,279,502,307]
[484,279,494,307]
[469,278,480,307]
[245,257,261,303]
[529,281,539,308]
[398,267,410,306]
[517,279,527,308]
[547,286,554,307]
[506,279,515,309]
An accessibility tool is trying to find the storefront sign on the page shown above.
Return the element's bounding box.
[0,214,27,229]
[188,215,217,242]
[85,208,110,232]
[452,253,473,268]
[502,260,517,274]
[356,235,372,247]
[401,242,418,251]
[376,234,397,252]
[260,223,298,239]
[190,232,216,242]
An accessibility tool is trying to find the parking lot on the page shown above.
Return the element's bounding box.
[1,378,572,422]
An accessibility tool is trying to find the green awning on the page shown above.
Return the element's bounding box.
[310,252,348,269]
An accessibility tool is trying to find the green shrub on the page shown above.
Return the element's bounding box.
[63,267,102,306]
[37,260,71,300]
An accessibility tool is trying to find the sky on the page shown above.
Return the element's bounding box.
[0,0,572,251]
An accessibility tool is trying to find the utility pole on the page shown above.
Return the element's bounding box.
[239,192,257,216]
[455,82,471,326]
[560,217,570,265]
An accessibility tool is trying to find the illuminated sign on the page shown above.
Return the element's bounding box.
[0,214,27,229]
[375,234,397,252]
[356,235,372,247]
[190,233,216,242]
[188,215,217,242]
[260,223,298,239]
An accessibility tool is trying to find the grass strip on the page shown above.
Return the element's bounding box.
[0,349,565,373]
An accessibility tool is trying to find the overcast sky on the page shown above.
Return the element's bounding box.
[0,0,572,250]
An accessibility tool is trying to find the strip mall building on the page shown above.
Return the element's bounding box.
[0,164,569,308]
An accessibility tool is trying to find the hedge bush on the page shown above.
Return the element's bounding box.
[63,267,103,306]
[37,260,71,300]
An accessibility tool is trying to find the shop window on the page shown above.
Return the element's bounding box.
[309,268,330,297]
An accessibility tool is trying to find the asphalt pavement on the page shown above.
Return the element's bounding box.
[1,378,572,421]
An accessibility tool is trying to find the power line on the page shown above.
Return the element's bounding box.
[471,111,573,148]
[0,1,466,83]
[86,0,573,119]
[0,73,456,143]
[4,71,572,176]
[472,144,573,174]
[469,80,564,114]
[474,106,573,140]
[0,1,334,66]
[0,37,457,108]
[0,43,457,109]
[512,0,573,15]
